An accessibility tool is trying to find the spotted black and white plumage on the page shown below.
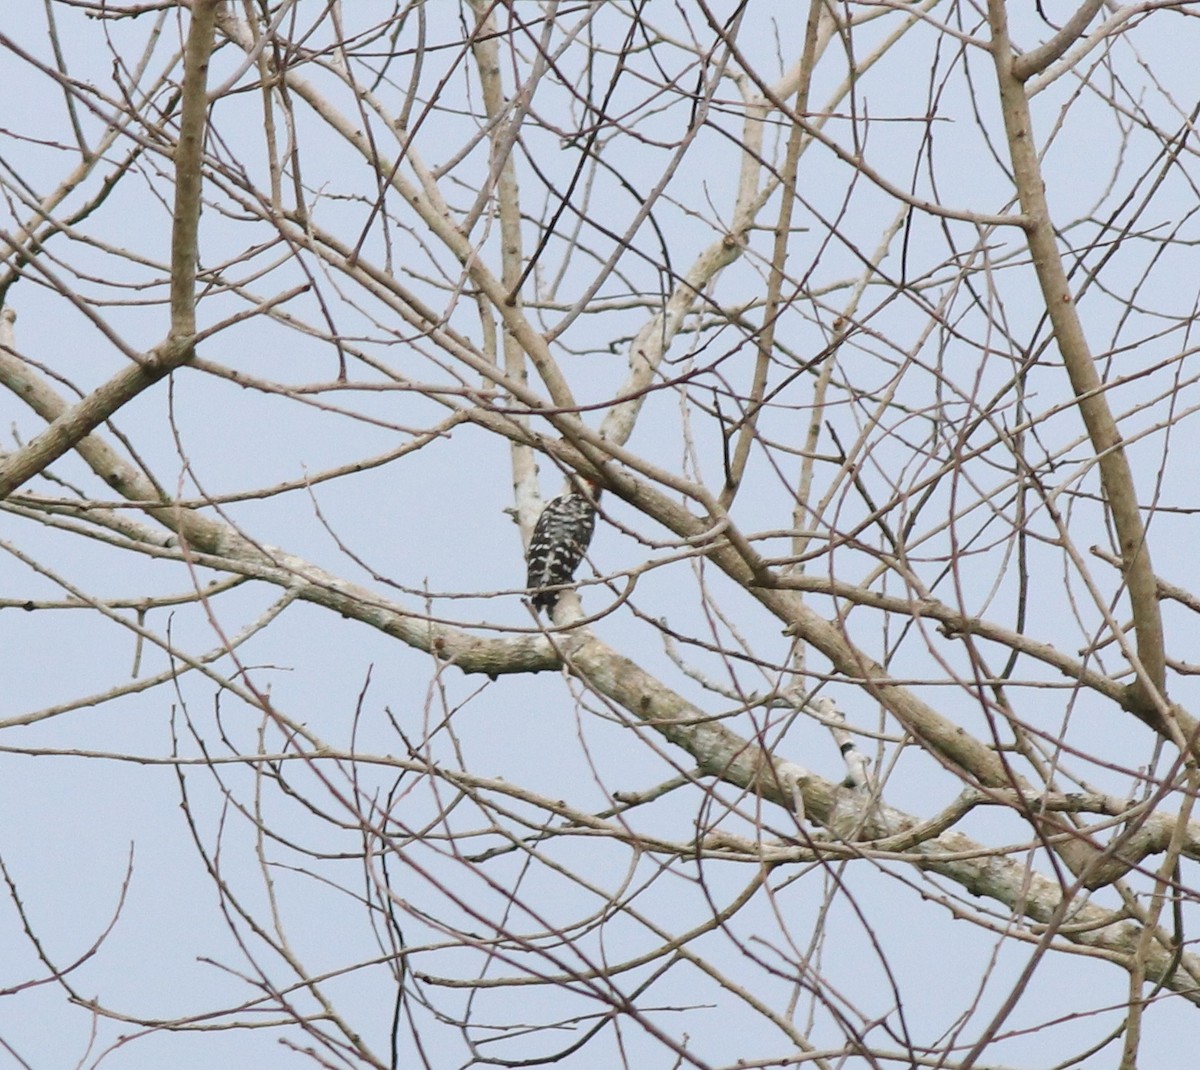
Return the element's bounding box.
[525,485,599,612]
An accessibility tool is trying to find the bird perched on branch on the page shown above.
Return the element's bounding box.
[525,477,600,613]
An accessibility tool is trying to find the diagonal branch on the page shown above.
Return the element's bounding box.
[5,302,1200,1001]
[719,0,822,510]
[1012,0,1105,81]
[988,0,1167,724]
[0,0,219,502]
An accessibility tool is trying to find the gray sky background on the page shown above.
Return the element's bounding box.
[1,2,1198,1067]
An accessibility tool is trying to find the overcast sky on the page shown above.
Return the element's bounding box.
[1,3,1199,1068]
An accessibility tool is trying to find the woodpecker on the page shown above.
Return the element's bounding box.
[525,478,600,613]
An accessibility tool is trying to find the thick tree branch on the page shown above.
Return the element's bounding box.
[0,1,218,501]
[1012,0,1105,81]
[988,0,1167,724]
[468,0,542,539]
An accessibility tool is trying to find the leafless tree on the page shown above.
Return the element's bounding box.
[1,2,1199,1067]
